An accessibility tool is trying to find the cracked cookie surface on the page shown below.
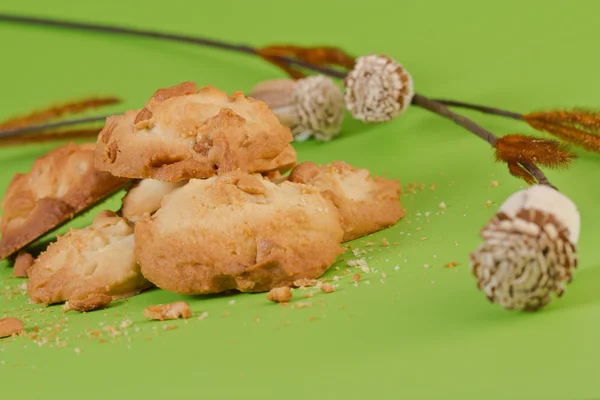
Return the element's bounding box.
[135,172,344,294]
[95,82,297,182]
[0,142,127,260]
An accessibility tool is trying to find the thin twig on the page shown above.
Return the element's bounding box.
[432,99,523,120]
[0,116,106,139]
[412,95,554,188]
[0,13,554,187]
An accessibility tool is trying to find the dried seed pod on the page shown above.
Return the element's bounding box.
[470,185,580,311]
[250,75,345,142]
[344,54,414,123]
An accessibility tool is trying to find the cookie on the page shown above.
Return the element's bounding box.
[27,211,152,305]
[135,172,344,294]
[120,179,187,223]
[0,142,127,260]
[95,82,297,182]
[288,161,404,241]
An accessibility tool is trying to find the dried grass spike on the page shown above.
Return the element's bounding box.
[495,134,576,169]
[525,117,600,152]
[0,97,120,130]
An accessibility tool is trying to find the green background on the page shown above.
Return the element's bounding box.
[1,0,599,398]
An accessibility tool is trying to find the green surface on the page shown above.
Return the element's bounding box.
[1,1,599,399]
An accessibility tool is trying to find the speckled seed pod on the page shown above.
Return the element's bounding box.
[344,54,414,123]
[249,76,345,142]
[470,185,580,311]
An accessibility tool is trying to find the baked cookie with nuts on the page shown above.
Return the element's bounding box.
[288,161,404,241]
[135,171,344,294]
[95,82,297,182]
[28,211,152,306]
[0,142,127,260]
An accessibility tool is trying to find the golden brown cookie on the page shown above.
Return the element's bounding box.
[135,172,344,294]
[95,82,297,182]
[0,142,128,260]
[288,161,404,241]
[27,211,152,305]
[120,179,187,223]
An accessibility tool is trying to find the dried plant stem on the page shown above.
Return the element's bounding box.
[0,128,100,147]
[412,95,554,188]
[0,13,555,187]
[0,116,106,140]
[433,99,523,120]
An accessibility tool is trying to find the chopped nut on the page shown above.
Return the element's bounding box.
[321,283,335,293]
[352,274,362,282]
[13,251,34,278]
[0,318,24,338]
[64,294,112,313]
[292,278,319,288]
[144,301,193,320]
[267,287,293,303]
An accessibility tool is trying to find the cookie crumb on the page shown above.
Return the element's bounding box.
[445,262,459,268]
[0,318,24,338]
[352,274,362,282]
[438,202,447,209]
[430,182,438,191]
[381,238,390,247]
[296,302,312,309]
[321,283,335,293]
[424,264,431,269]
[485,200,494,208]
[144,301,192,320]
[267,287,293,303]
[163,324,178,331]
[197,312,209,321]
[490,180,499,187]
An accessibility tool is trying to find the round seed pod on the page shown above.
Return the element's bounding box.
[344,54,414,123]
[250,76,345,142]
[470,185,580,311]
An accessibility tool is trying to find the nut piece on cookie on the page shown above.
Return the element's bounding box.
[135,172,345,294]
[144,301,192,320]
[27,211,152,306]
[0,142,128,260]
[12,251,34,278]
[288,161,405,241]
[267,287,293,303]
[95,82,297,182]
[63,294,112,313]
[121,179,187,222]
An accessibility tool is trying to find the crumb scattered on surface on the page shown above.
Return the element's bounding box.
[424,264,431,269]
[445,262,458,268]
[490,180,499,187]
[485,200,493,208]
[381,238,390,247]
[296,302,312,309]
[267,287,293,303]
[430,182,438,191]
[197,312,209,321]
[438,202,447,209]
[352,274,362,283]
[163,324,178,331]
[321,283,335,293]
[144,301,192,320]
[0,318,24,338]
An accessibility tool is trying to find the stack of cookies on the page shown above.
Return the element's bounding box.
[0,81,405,310]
